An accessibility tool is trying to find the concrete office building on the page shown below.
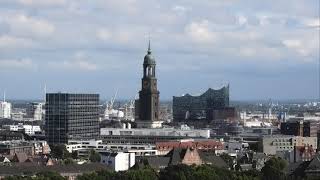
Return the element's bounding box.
[261,135,317,155]
[45,93,99,144]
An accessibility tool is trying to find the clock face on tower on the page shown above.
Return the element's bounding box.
[143,80,149,89]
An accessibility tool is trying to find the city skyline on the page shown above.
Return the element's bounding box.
[0,0,319,100]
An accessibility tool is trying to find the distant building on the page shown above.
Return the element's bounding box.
[45,93,100,144]
[100,152,135,172]
[0,101,11,119]
[26,102,44,121]
[172,85,230,121]
[3,124,41,135]
[0,130,28,141]
[101,126,210,139]
[0,141,34,156]
[280,120,319,137]
[261,135,317,155]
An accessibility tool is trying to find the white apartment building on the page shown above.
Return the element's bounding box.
[100,152,135,172]
[0,101,11,119]
[66,139,157,156]
[2,124,41,135]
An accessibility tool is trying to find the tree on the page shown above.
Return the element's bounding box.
[261,157,287,180]
[50,144,70,159]
[89,149,101,162]
[34,171,66,180]
[71,150,78,159]
[220,153,235,170]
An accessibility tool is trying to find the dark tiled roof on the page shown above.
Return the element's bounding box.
[167,148,186,165]
[198,151,228,168]
[306,155,320,170]
[136,156,170,170]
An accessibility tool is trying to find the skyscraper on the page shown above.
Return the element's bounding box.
[0,93,11,119]
[135,41,162,128]
[45,93,99,144]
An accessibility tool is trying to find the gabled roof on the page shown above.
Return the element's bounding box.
[305,154,320,170]
[136,156,170,170]
[167,148,186,165]
[198,151,228,168]
[0,156,10,163]
[13,153,29,163]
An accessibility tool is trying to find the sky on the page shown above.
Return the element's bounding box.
[0,0,319,101]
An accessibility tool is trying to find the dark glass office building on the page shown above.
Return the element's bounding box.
[45,93,99,144]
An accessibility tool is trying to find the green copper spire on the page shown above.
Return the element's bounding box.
[147,38,151,54]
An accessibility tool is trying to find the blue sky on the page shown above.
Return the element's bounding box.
[0,0,319,101]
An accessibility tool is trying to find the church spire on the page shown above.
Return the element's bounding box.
[147,38,151,54]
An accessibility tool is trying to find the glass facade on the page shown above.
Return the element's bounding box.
[45,93,99,144]
[172,85,229,121]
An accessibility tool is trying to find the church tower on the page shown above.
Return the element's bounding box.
[136,41,162,128]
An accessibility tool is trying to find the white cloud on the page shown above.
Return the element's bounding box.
[49,52,98,71]
[0,35,34,49]
[96,29,112,41]
[5,14,55,38]
[303,18,320,28]
[184,20,216,44]
[0,58,37,71]
[282,36,318,58]
[49,60,98,71]
[237,15,248,26]
[18,0,66,6]
[172,5,190,15]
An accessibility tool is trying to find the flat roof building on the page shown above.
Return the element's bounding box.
[45,93,99,144]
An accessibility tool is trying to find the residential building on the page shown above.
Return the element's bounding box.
[0,141,34,156]
[136,148,228,170]
[45,93,100,144]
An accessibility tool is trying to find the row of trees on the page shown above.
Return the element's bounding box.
[6,155,318,180]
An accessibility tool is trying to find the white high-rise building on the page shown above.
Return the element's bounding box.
[0,101,11,119]
[26,102,44,121]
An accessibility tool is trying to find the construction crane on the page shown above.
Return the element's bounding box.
[124,94,138,121]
